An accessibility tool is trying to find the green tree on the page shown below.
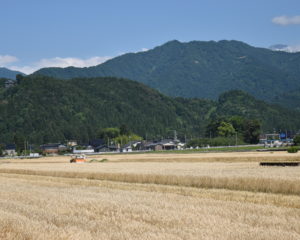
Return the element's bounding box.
[228,116,245,133]
[13,133,25,153]
[205,119,222,138]
[114,134,142,145]
[217,121,236,137]
[97,128,120,143]
[120,124,130,136]
[243,120,261,144]
[0,144,4,156]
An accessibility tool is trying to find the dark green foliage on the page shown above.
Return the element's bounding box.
[16,74,25,84]
[205,117,260,144]
[187,137,244,148]
[287,146,299,153]
[0,75,213,144]
[33,40,300,109]
[0,144,4,156]
[97,128,120,142]
[214,90,300,134]
[0,79,6,88]
[293,135,300,146]
[0,75,299,145]
[13,133,25,153]
[120,124,130,136]
[273,89,300,111]
[243,119,261,144]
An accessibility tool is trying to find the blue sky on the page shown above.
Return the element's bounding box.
[0,0,300,73]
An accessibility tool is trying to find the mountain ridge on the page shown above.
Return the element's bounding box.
[33,40,300,109]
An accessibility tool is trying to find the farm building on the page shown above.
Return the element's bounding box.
[40,143,67,154]
[4,144,17,156]
[143,139,182,151]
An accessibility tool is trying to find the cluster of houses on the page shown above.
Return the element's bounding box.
[259,133,294,147]
[2,132,296,157]
[1,138,185,157]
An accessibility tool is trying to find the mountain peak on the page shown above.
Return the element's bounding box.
[32,39,300,110]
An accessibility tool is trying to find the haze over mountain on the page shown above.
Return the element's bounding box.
[269,44,300,53]
[0,67,25,79]
[269,44,289,51]
[33,40,300,108]
[1,75,299,144]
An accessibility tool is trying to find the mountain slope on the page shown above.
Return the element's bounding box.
[0,67,25,79]
[0,75,213,144]
[215,90,300,132]
[34,40,300,105]
[0,75,300,144]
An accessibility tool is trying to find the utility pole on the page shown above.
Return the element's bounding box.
[24,140,27,156]
[174,130,177,141]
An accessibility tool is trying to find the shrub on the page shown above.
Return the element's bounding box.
[89,158,108,163]
[287,147,298,153]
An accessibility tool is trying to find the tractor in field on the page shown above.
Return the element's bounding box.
[70,154,86,163]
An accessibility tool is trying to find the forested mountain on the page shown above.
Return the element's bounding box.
[33,40,300,108]
[0,67,25,79]
[272,89,300,111]
[214,90,300,133]
[0,75,299,144]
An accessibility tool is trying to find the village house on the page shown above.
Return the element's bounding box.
[4,144,17,156]
[72,145,95,154]
[40,143,67,155]
[143,139,183,151]
[120,143,133,152]
[94,144,119,152]
[67,140,78,147]
[120,141,142,152]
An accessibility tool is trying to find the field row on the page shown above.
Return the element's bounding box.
[1,173,300,240]
[1,161,300,195]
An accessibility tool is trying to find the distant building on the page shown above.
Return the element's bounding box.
[89,139,105,148]
[72,144,95,154]
[120,141,142,152]
[40,143,67,154]
[67,140,77,147]
[143,139,182,151]
[72,148,95,154]
[260,133,293,147]
[4,144,17,156]
[94,144,119,153]
[120,143,133,152]
[29,153,40,158]
[94,145,111,152]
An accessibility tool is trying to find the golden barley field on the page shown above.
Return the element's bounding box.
[1,151,300,239]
